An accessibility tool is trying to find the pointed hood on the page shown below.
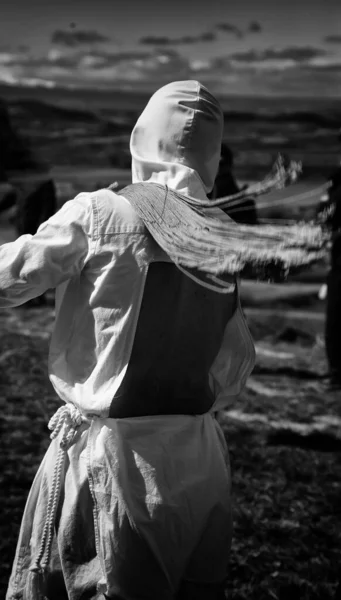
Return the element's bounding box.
[130,80,224,197]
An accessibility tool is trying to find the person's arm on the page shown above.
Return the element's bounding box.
[0,193,94,308]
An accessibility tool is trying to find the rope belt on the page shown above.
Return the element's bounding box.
[24,404,88,600]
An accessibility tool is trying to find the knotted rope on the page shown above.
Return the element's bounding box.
[24,404,87,600]
[48,403,85,450]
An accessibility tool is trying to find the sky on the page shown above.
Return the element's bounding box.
[0,0,341,97]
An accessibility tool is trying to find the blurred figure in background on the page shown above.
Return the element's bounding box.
[14,178,57,237]
[325,172,341,388]
[0,95,57,236]
[208,143,258,225]
[0,178,57,306]
[0,98,58,305]
[0,181,18,216]
[0,178,57,236]
[317,130,341,387]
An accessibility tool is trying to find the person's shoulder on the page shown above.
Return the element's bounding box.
[89,187,146,234]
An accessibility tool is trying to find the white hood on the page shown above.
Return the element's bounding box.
[130,80,224,199]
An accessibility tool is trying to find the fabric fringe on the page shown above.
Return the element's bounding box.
[116,157,328,284]
[176,154,303,209]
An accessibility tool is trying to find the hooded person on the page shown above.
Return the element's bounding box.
[3,81,325,600]
[208,143,259,225]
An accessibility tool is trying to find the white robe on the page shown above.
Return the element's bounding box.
[4,80,255,599]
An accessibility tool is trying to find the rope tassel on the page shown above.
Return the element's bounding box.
[23,569,47,600]
[24,404,86,600]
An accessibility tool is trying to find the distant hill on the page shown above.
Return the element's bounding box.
[0,82,150,113]
[5,96,137,138]
[0,94,134,171]
[0,80,340,116]
[223,110,341,129]
[9,98,100,123]
[0,81,339,179]
[2,87,340,134]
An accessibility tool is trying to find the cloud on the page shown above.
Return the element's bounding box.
[0,44,29,53]
[191,56,232,73]
[324,35,341,44]
[231,46,328,64]
[304,61,341,73]
[215,23,243,39]
[186,49,341,96]
[82,50,152,68]
[0,47,191,90]
[248,21,262,33]
[61,50,190,88]
[2,49,81,70]
[51,29,110,47]
[255,63,341,97]
[215,21,262,37]
[139,32,215,45]
[1,48,162,77]
[1,41,340,97]
[139,36,172,46]
[140,22,262,46]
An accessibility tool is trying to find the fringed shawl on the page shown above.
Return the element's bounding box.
[113,157,328,288]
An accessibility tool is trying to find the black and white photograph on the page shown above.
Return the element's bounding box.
[0,0,340,598]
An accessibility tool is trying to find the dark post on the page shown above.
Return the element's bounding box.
[324,165,341,386]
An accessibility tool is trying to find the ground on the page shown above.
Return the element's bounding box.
[0,285,340,600]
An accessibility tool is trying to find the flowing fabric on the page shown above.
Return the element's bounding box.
[118,180,326,285]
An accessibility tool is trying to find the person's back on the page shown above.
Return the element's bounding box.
[4,81,255,600]
[113,261,237,417]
